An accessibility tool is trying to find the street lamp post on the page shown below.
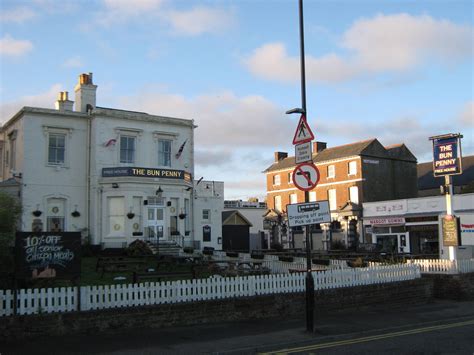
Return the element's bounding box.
[286,0,315,333]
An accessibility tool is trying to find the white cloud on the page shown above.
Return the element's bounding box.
[0,6,37,23]
[62,56,84,68]
[0,84,62,125]
[244,14,473,83]
[0,34,33,57]
[95,0,163,27]
[166,6,235,36]
[459,101,474,127]
[87,0,235,36]
[343,13,473,72]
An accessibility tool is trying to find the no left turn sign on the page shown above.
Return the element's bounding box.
[292,162,320,191]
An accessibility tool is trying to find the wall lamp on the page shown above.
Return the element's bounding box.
[156,186,163,198]
[112,183,119,188]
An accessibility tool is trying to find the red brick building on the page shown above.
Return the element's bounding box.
[264,139,417,249]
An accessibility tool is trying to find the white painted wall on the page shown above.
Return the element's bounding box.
[193,180,224,250]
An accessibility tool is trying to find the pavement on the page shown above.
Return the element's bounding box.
[2,300,474,354]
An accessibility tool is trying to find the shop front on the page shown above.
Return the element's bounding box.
[95,167,193,248]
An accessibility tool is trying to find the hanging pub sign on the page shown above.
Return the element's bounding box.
[15,232,81,279]
[441,215,461,247]
[429,134,463,177]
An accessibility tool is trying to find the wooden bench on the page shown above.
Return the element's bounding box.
[132,270,195,284]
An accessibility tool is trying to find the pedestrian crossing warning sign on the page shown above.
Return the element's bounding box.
[292,114,315,145]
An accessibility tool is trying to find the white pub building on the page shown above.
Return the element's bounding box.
[0,73,222,250]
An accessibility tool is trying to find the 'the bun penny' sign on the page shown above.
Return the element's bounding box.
[292,162,320,191]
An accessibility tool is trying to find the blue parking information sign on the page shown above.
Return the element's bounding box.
[432,135,463,177]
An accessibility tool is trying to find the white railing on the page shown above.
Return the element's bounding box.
[0,264,420,317]
[407,259,474,274]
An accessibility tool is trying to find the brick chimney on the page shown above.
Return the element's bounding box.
[74,73,97,113]
[313,141,327,153]
[274,152,288,162]
[54,91,74,112]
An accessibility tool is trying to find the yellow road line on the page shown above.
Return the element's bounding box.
[260,319,474,354]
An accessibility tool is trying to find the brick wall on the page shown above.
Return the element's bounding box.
[424,273,474,301]
[0,278,433,342]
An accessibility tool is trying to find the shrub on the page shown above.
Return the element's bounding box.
[125,239,153,256]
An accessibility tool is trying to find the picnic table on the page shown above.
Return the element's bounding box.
[96,257,147,277]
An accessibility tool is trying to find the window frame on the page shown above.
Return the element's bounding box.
[202,209,211,221]
[158,138,172,167]
[274,195,282,212]
[348,161,357,176]
[290,193,298,204]
[43,126,72,168]
[349,186,359,204]
[273,174,281,186]
[327,165,335,179]
[328,189,337,211]
[48,133,66,166]
[288,172,293,185]
[120,135,136,164]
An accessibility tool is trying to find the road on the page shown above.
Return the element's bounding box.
[2,300,474,354]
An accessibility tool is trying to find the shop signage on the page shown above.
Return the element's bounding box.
[102,167,192,182]
[287,201,330,227]
[430,134,463,177]
[15,232,81,279]
[365,217,405,226]
[442,215,461,247]
[458,213,474,246]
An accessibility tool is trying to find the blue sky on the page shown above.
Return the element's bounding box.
[1,0,473,201]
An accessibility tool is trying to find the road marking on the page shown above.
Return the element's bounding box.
[260,319,474,354]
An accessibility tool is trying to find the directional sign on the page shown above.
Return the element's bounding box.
[292,114,315,145]
[292,162,320,191]
[287,201,330,227]
[295,141,312,164]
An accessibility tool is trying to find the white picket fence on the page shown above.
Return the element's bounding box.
[0,264,419,317]
[407,259,474,274]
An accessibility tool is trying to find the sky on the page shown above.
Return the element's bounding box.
[0,0,473,201]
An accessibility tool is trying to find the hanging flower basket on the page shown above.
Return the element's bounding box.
[127,212,135,219]
[32,210,42,217]
[71,211,81,217]
[179,213,187,219]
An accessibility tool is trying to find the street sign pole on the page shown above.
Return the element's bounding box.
[445,175,456,261]
[297,0,314,333]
